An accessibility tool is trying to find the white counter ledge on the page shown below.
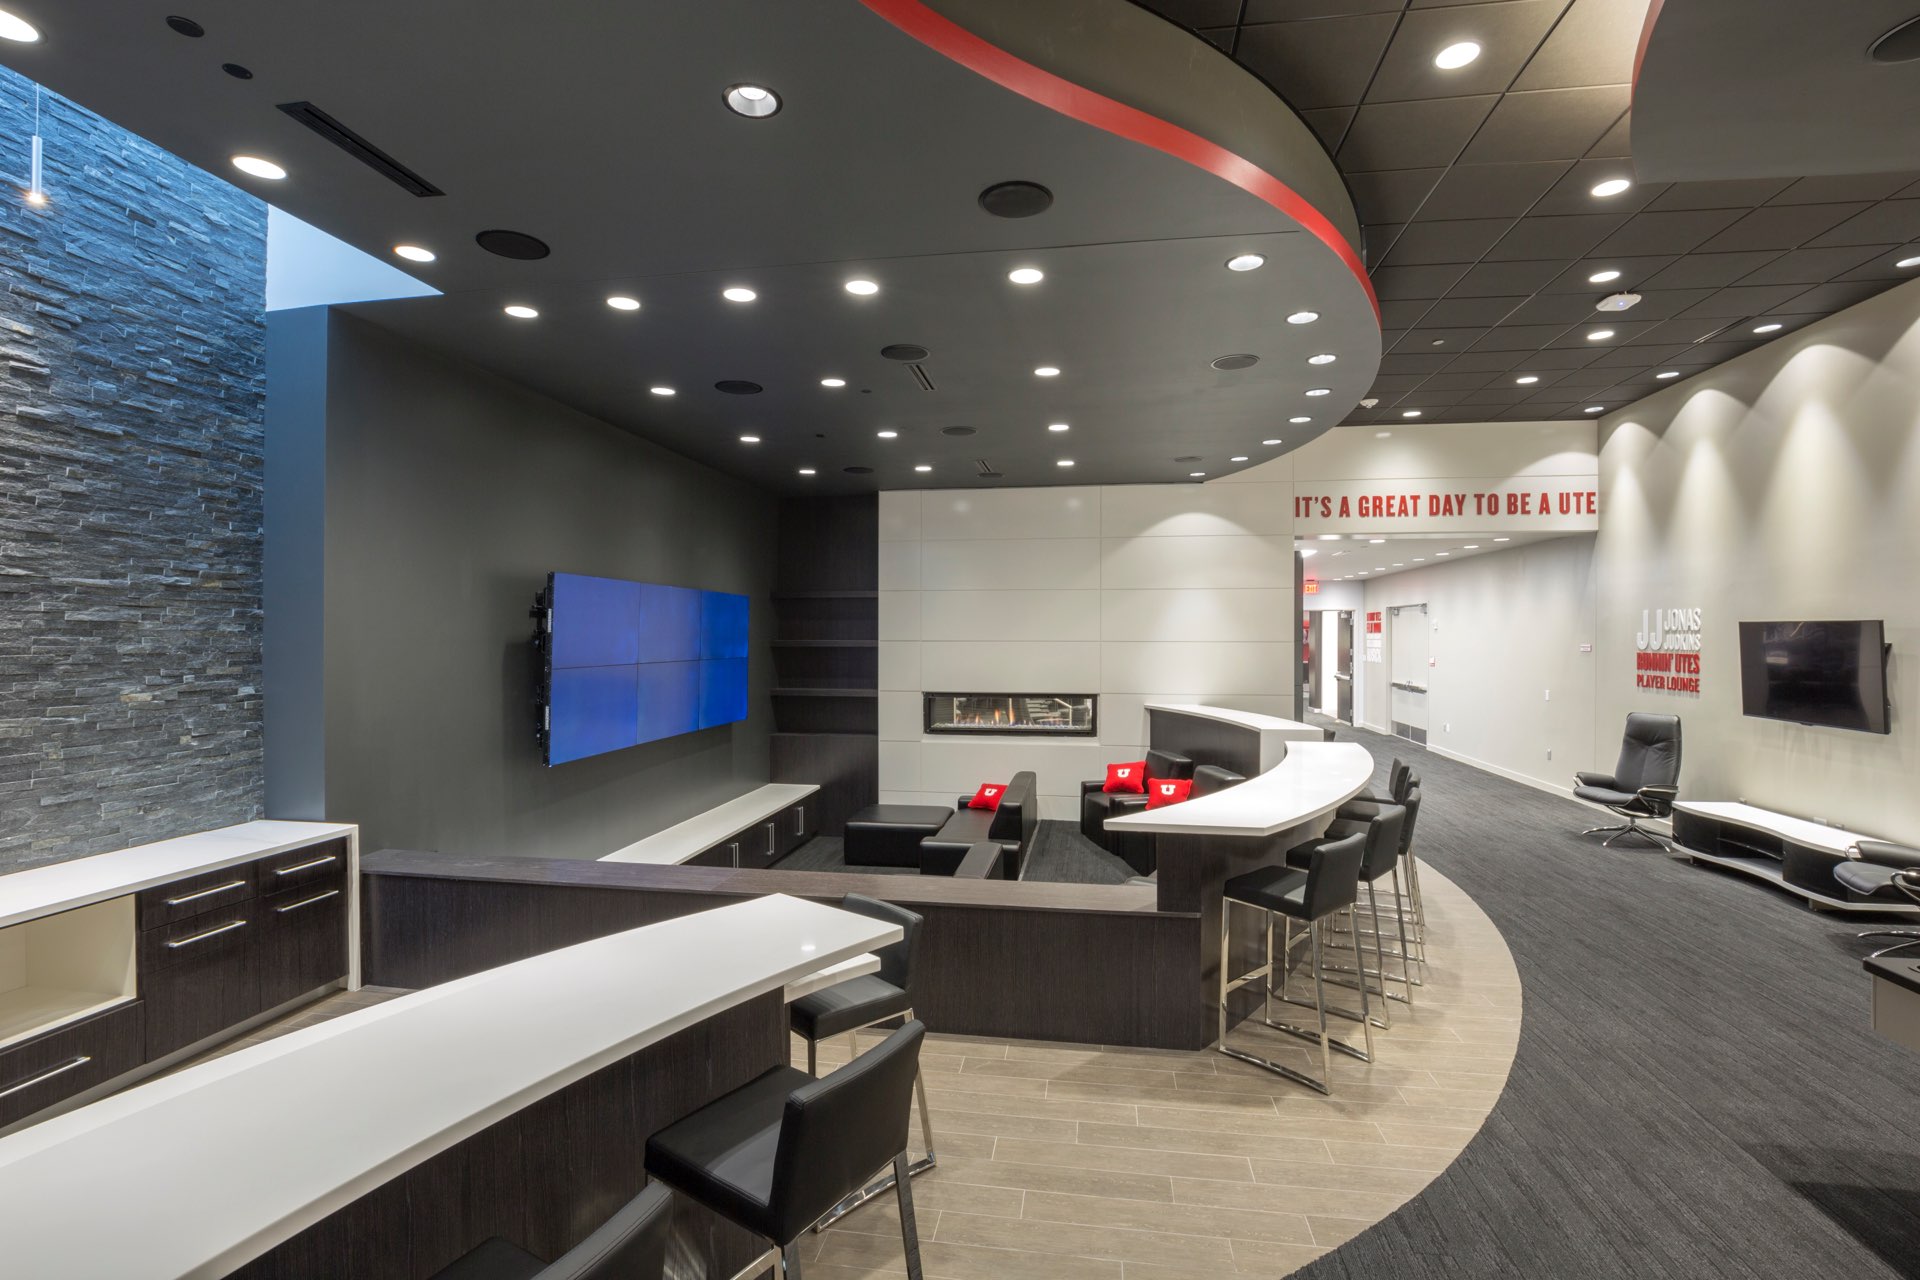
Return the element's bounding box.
[1144,703,1325,773]
[0,893,899,1280]
[1106,740,1375,837]
[601,783,817,865]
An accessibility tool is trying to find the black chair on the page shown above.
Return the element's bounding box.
[1309,798,1413,1023]
[1338,780,1427,978]
[646,1022,927,1280]
[429,1182,671,1280]
[787,895,935,1229]
[1843,841,1920,955]
[1354,758,1413,807]
[1109,764,1244,878]
[1215,830,1370,1095]
[1576,713,1682,848]
[1080,748,1194,852]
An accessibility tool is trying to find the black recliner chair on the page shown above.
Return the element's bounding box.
[1840,842,1920,958]
[1080,748,1194,853]
[1576,713,1681,848]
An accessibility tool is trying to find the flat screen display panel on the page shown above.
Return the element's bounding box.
[543,572,751,765]
[1737,619,1889,734]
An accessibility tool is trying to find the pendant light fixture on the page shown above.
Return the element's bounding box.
[23,85,46,206]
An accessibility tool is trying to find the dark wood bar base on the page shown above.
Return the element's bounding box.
[228,992,784,1280]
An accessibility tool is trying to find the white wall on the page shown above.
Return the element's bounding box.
[879,484,1295,819]
[1596,276,1920,840]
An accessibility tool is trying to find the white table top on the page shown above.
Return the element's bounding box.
[0,820,358,930]
[784,953,880,1002]
[601,783,818,865]
[0,894,899,1280]
[1672,800,1876,856]
[1106,741,1375,837]
[1145,703,1325,772]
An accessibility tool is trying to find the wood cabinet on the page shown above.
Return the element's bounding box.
[0,1002,144,1129]
[141,904,262,1060]
[256,878,349,1011]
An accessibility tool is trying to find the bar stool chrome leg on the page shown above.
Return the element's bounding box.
[812,1011,937,1232]
[1217,898,1334,1094]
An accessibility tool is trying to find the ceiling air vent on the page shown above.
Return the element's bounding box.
[973,460,1002,480]
[276,101,445,197]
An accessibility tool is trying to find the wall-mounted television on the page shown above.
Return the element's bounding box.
[1738,619,1890,735]
[534,572,749,766]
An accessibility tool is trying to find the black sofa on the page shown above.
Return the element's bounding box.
[1079,749,1195,852]
[1103,763,1245,877]
[919,771,1038,878]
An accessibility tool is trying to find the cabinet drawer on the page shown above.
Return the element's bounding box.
[138,862,256,929]
[141,905,257,976]
[256,882,349,1010]
[141,911,261,1061]
[687,840,738,868]
[0,1002,144,1130]
[257,838,349,894]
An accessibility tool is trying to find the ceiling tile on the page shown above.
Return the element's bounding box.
[1836,250,1920,282]
[1300,106,1358,150]
[1734,246,1890,286]
[1691,203,1872,254]
[1643,178,1794,211]
[1339,95,1502,171]
[1610,287,1719,320]
[1418,161,1573,219]
[1768,281,1894,313]
[1459,388,1540,406]
[1379,297,1440,328]
[1484,213,1625,260]
[1542,255,1676,291]
[1136,0,1247,26]
[1392,326,1492,351]
[1236,15,1402,109]
[1511,0,1649,91]
[1446,349,1536,372]
[1367,374,1431,396]
[1244,0,1405,18]
[1420,370,1507,390]
[1625,317,1736,345]
[1365,1,1569,104]
[1503,292,1610,325]
[1547,319,1657,347]
[1364,223,1406,262]
[1421,294,1532,326]
[1460,85,1629,162]
[1806,201,1920,248]
[1347,168,1450,223]
[1379,352,1460,375]
[1527,158,1662,216]
[1588,343,1693,368]
[1475,322,1585,350]
[1768,174,1920,205]
[1585,110,1632,157]
[1379,217,1519,265]
[1679,284,1815,318]
[1370,262,1472,299]
[1589,208,1746,257]
[1636,251,1780,289]
[1197,26,1236,51]
[1450,258,1567,295]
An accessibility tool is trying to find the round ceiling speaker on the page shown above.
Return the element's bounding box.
[1210,353,1260,371]
[166,15,205,37]
[978,181,1054,219]
[941,425,976,437]
[475,229,552,260]
[1595,291,1643,312]
[714,380,763,395]
[1870,14,1920,61]
[881,344,930,362]
[842,465,874,475]
[221,62,253,79]
[1174,455,1203,463]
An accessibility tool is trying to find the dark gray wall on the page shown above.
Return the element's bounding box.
[266,310,778,860]
[0,69,266,873]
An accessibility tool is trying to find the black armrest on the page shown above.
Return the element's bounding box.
[1637,784,1678,816]
[952,842,1007,880]
[1855,839,1920,870]
[1080,780,1106,800]
[1575,771,1617,789]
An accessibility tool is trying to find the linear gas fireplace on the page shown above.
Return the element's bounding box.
[924,693,1097,737]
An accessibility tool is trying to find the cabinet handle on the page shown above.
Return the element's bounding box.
[766,821,777,848]
[272,854,339,877]
[164,879,247,907]
[729,842,741,868]
[166,919,248,949]
[794,806,805,836]
[274,889,341,914]
[0,1055,92,1100]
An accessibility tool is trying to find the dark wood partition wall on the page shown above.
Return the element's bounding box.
[1147,708,1262,779]
[770,495,878,836]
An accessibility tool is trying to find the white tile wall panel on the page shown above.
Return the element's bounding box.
[1099,534,1292,591]
[878,490,922,542]
[919,642,1102,692]
[1100,483,1291,538]
[920,487,1102,542]
[1099,588,1290,643]
[1099,642,1292,695]
[918,589,1102,642]
[878,590,921,641]
[878,540,921,590]
[878,641,922,691]
[878,691,922,741]
[876,740,921,792]
[921,538,1103,591]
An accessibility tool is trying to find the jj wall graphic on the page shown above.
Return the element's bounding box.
[1635,606,1703,694]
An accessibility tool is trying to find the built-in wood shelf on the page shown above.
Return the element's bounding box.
[0,896,137,1050]
[771,687,878,698]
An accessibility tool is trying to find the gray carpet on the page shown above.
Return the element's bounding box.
[1295,718,1920,1279]
[774,821,1136,884]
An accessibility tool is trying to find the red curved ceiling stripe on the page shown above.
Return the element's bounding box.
[1632,0,1667,88]
[858,0,1381,324]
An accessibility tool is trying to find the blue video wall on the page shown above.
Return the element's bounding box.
[544,572,750,766]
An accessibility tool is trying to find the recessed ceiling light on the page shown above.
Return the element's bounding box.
[1287,311,1320,325]
[1034,366,1060,377]
[1516,375,1540,385]
[649,385,675,396]
[1056,459,1075,467]
[1289,416,1311,425]
[844,279,879,296]
[394,244,436,263]
[1369,538,1385,544]
[1189,472,1206,478]
[914,464,933,473]
[1318,534,1342,542]
[797,467,816,476]
[1898,254,1920,269]
[503,304,538,319]
[1375,431,1392,439]
[723,286,757,303]
[1230,455,1249,462]
[1463,545,1479,550]
[1299,549,1317,560]
[1402,410,1422,418]
[1586,405,1605,413]
[1305,387,1331,397]
[739,434,761,444]
[1587,329,1614,341]
[1048,422,1070,433]
[0,9,41,41]
[1263,438,1282,445]
[1588,269,1623,284]
[723,84,782,118]
[1434,41,1481,69]
[606,295,641,311]
[1494,536,1510,542]
[1413,558,1426,562]
[1226,254,1265,272]
[1008,267,1045,285]
[820,377,847,388]
[231,155,287,181]
[1656,370,1681,379]
[1436,551,1450,556]
[1392,563,1404,567]
[1308,353,1337,365]
[1590,178,1632,198]
[1753,322,1783,334]
[876,430,898,439]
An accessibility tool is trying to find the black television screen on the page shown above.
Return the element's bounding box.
[1738,620,1889,734]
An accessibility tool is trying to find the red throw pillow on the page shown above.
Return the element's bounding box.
[968,782,1007,810]
[1146,777,1194,809]
[1103,761,1148,794]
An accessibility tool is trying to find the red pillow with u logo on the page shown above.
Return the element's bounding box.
[1146,777,1194,809]
[1103,761,1147,794]
[968,782,1007,810]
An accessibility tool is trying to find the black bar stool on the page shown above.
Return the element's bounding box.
[645,1021,928,1280]
[787,894,935,1226]
[429,1181,672,1280]
[1310,801,1411,1021]
[1339,784,1426,981]
[1216,830,1370,1094]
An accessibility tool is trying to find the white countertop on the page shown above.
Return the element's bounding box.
[601,783,818,865]
[0,820,359,930]
[0,893,898,1280]
[1106,741,1375,837]
[1145,703,1325,772]
[1672,801,1877,856]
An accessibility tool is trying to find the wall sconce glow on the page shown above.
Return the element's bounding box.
[1034,366,1060,378]
[1516,375,1539,384]
[395,245,437,263]
[1588,269,1622,283]
[605,295,642,311]
[24,130,44,205]
[843,279,879,295]
[819,377,846,388]
[723,84,781,118]
[231,155,287,180]
[503,304,539,319]
[1434,41,1481,69]
[1590,178,1632,198]
[1308,353,1337,365]
[1286,310,1320,325]
[1587,328,1614,341]
[0,8,41,41]
[649,385,675,396]
[1225,254,1265,272]
[1007,267,1044,285]
[723,286,757,303]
